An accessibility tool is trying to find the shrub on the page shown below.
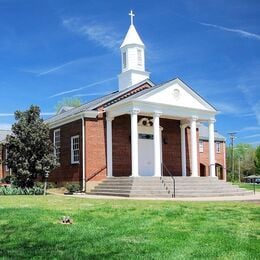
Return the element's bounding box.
[0,186,44,195]
[1,175,12,184]
[66,183,81,193]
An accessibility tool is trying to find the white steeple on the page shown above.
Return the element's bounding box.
[118,10,150,91]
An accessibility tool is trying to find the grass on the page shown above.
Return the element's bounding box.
[237,182,260,192]
[0,195,259,259]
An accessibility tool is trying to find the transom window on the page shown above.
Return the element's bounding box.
[71,135,80,164]
[216,142,221,153]
[139,134,154,140]
[199,140,204,153]
[53,129,60,163]
[137,49,142,66]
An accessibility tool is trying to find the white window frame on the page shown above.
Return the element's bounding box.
[71,135,80,164]
[53,129,60,163]
[137,49,142,66]
[199,140,204,153]
[216,142,221,154]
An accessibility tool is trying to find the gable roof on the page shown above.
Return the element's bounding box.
[105,78,217,113]
[199,124,226,142]
[45,79,154,126]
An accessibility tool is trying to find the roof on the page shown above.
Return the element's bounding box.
[120,24,144,48]
[199,124,226,142]
[0,130,12,143]
[45,79,154,125]
[105,78,217,113]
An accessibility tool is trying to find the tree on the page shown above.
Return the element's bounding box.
[255,146,260,175]
[5,105,57,188]
[55,97,82,113]
[226,143,256,181]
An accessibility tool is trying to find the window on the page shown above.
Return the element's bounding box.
[71,135,80,164]
[139,134,154,140]
[137,49,142,66]
[199,140,204,153]
[216,142,221,153]
[123,52,127,68]
[53,129,60,163]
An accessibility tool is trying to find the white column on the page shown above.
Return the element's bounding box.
[106,116,114,177]
[180,124,187,176]
[153,112,162,177]
[208,118,216,177]
[131,109,139,177]
[190,117,198,177]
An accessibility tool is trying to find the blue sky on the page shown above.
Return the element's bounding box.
[0,0,259,146]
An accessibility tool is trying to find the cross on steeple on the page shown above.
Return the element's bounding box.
[129,10,135,25]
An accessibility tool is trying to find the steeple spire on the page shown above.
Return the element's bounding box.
[129,10,135,25]
[118,11,150,91]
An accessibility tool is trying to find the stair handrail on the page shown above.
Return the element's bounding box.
[86,166,107,182]
[162,163,176,198]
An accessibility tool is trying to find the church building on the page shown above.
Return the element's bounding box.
[46,11,227,194]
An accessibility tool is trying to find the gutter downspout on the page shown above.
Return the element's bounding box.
[81,116,86,192]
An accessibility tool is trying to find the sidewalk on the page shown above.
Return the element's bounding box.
[58,192,260,202]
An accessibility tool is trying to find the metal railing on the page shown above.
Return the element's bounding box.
[161,163,176,198]
[86,166,107,182]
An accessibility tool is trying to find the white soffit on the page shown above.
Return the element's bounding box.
[136,79,217,113]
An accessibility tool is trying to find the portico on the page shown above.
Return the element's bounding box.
[105,78,217,178]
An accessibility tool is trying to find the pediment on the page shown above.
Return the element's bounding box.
[137,79,216,112]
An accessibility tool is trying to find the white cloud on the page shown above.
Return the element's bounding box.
[48,77,116,98]
[200,22,260,41]
[214,102,240,115]
[243,133,260,139]
[74,92,111,97]
[37,58,82,76]
[0,123,12,130]
[62,17,121,50]
[0,113,14,117]
[239,126,260,132]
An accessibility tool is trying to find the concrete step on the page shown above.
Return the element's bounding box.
[88,177,253,198]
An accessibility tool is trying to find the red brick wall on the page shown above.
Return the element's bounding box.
[111,116,182,177]
[161,118,182,176]
[85,117,107,181]
[199,140,226,179]
[112,115,132,176]
[49,119,82,184]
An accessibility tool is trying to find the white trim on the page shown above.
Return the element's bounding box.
[131,109,139,176]
[81,117,86,191]
[199,140,204,153]
[153,112,162,177]
[71,135,80,164]
[106,117,114,177]
[180,124,187,176]
[190,117,198,177]
[208,119,216,177]
[47,111,98,129]
[106,100,217,120]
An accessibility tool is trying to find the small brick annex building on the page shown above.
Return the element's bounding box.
[0,130,11,180]
[46,12,226,190]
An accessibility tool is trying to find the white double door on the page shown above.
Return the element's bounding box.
[138,133,162,176]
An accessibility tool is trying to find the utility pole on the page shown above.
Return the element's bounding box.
[228,132,237,182]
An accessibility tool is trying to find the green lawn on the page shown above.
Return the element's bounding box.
[0,196,259,259]
[238,182,260,192]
